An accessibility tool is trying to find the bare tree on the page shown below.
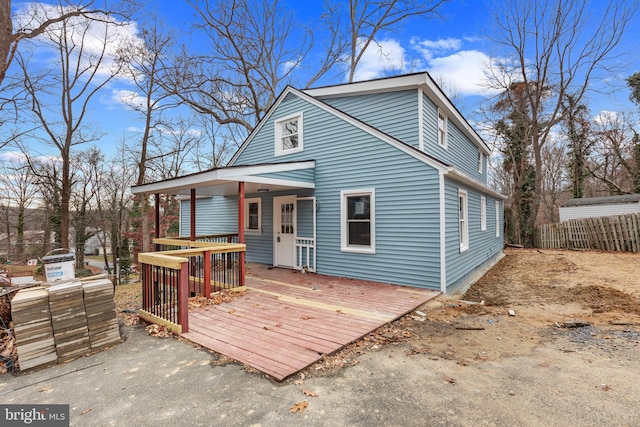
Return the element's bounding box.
[70,148,103,268]
[17,9,128,249]
[588,111,639,195]
[117,17,179,252]
[0,0,121,85]
[165,0,311,140]
[94,144,135,284]
[485,0,637,244]
[147,118,200,180]
[0,158,38,259]
[190,114,237,171]
[322,0,449,84]
[540,142,567,223]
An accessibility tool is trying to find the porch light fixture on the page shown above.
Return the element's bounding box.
[257,188,269,192]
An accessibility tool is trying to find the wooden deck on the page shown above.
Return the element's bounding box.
[181,264,439,380]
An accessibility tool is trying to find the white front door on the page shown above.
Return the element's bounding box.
[273,195,296,268]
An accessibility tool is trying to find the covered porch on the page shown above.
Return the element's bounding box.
[131,161,439,380]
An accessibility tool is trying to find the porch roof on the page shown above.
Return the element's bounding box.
[131,160,315,197]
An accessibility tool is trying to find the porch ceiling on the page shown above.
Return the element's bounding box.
[131,160,315,197]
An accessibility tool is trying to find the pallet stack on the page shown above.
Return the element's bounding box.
[83,278,120,351]
[11,287,58,371]
[48,280,91,363]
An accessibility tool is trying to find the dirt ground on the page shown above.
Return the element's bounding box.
[255,248,636,378]
[2,249,639,426]
[113,248,640,385]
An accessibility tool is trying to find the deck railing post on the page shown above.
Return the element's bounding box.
[203,250,211,297]
[238,182,246,287]
[179,261,189,333]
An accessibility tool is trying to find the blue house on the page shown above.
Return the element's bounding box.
[133,73,504,295]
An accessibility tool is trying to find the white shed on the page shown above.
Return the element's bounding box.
[560,194,640,221]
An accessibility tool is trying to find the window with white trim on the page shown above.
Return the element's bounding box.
[341,189,375,254]
[244,197,261,233]
[481,196,487,231]
[495,200,500,237]
[438,111,447,148]
[459,190,468,252]
[478,150,484,173]
[275,113,303,156]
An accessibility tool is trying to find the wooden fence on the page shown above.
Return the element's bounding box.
[534,213,640,252]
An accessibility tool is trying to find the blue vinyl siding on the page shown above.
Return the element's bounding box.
[444,178,503,291]
[318,90,420,149]
[422,94,487,184]
[180,197,237,236]
[234,91,442,289]
[296,199,314,239]
[255,168,315,183]
[182,85,502,292]
[243,194,273,264]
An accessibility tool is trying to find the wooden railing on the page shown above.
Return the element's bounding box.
[154,233,238,251]
[138,236,246,334]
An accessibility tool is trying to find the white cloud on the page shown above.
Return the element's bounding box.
[428,50,497,96]
[351,38,407,82]
[593,110,619,125]
[0,151,27,163]
[410,37,461,61]
[409,37,500,97]
[282,59,300,74]
[111,89,147,110]
[13,2,141,79]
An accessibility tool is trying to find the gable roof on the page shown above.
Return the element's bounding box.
[230,79,504,200]
[229,84,450,172]
[303,72,491,155]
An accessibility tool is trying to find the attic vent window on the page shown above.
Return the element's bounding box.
[275,112,304,156]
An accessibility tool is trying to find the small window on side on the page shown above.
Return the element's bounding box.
[244,198,261,233]
[438,111,447,148]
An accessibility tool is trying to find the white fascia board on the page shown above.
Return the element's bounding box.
[175,194,212,201]
[131,160,315,195]
[304,73,491,156]
[446,167,506,200]
[216,160,315,178]
[227,175,315,189]
[303,74,428,97]
[292,88,448,173]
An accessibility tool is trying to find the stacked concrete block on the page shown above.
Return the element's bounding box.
[48,280,91,363]
[82,278,120,351]
[11,288,58,370]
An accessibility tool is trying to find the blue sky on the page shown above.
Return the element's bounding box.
[3,0,640,163]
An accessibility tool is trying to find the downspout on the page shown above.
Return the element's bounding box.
[190,188,196,241]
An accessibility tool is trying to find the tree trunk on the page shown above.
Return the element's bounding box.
[0,0,12,86]
[16,208,24,258]
[527,134,543,247]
